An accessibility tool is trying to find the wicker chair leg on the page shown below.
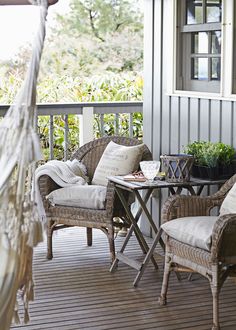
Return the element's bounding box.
[47,220,54,260]
[87,227,92,246]
[108,227,115,263]
[211,284,220,330]
[159,255,171,305]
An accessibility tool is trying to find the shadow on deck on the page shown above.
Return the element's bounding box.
[11,227,236,330]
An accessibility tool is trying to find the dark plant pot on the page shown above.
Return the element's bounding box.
[191,162,236,180]
[192,165,219,180]
[191,164,200,178]
[218,161,236,179]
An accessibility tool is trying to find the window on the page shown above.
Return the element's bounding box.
[176,0,222,93]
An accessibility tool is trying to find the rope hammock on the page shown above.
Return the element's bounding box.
[0,1,49,328]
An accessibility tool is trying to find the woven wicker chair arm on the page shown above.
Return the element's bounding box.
[211,174,236,200]
[104,181,117,215]
[161,195,218,222]
[38,174,61,198]
[211,214,236,261]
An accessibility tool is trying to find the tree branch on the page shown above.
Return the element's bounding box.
[88,9,105,42]
[115,22,124,32]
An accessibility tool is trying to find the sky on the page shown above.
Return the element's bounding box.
[0,0,69,60]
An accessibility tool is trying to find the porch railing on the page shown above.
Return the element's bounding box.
[0,101,143,160]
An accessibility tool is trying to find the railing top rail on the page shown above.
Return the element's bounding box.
[0,101,143,116]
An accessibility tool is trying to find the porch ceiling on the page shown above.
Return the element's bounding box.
[11,227,236,330]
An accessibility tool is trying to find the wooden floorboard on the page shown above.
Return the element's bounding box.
[10,227,236,330]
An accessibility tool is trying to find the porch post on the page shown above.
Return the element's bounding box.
[141,0,163,236]
[79,107,94,146]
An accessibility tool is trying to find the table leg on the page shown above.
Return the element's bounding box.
[134,190,158,234]
[110,188,153,273]
[186,186,196,195]
[196,185,204,195]
[110,223,135,272]
[130,189,155,253]
[133,228,163,287]
[116,187,153,254]
[111,187,159,270]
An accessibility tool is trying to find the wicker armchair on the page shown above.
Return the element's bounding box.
[159,174,236,330]
[38,136,152,264]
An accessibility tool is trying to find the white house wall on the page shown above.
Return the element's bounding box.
[142,0,236,235]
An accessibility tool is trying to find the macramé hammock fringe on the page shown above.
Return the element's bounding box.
[0,0,48,328]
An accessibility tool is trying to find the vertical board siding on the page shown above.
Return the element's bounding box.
[170,96,180,153]
[221,101,233,145]
[233,103,236,147]
[189,98,200,142]
[199,98,210,141]
[143,0,236,231]
[179,97,189,151]
[210,100,221,142]
[161,96,171,155]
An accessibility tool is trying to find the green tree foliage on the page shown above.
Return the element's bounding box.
[1,0,144,99]
[41,0,143,77]
[0,0,144,159]
[63,0,143,41]
[37,73,143,160]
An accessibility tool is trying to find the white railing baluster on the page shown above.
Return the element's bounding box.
[49,114,54,160]
[79,107,94,146]
[115,113,119,135]
[129,113,133,138]
[101,114,105,137]
[0,102,143,158]
[64,114,69,161]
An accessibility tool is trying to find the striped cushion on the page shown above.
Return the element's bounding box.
[220,182,236,216]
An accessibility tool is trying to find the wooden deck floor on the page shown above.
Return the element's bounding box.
[11,227,236,330]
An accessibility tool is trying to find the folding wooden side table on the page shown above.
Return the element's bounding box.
[108,175,225,287]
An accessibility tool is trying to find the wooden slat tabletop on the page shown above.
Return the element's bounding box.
[108,175,226,191]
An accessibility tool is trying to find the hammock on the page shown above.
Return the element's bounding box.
[0,1,49,328]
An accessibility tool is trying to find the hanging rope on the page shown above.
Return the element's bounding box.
[0,1,49,328]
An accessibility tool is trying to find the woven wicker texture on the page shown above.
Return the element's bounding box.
[38,136,152,263]
[160,174,236,330]
[160,154,194,183]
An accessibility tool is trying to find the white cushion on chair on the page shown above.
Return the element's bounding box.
[92,141,144,186]
[161,216,219,251]
[46,185,107,210]
[220,182,236,216]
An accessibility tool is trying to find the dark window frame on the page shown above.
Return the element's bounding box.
[176,0,222,93]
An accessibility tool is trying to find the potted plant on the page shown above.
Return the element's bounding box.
[184,141,236,179]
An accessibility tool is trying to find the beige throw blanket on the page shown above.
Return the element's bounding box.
[34,159,88,220]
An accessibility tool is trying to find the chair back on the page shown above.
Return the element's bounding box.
[71,136,152,181]
[216,216,236,262]
[214,174,236,203]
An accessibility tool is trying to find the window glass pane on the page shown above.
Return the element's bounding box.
[193,32,208,53]
[187,0,203,24]
[211,31,221,54]
[211,58,220,80]
[191,57,208,80]
[206,0,221,23]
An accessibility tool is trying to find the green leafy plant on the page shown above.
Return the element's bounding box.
[184,141,235,168]
[216,142,235,166]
